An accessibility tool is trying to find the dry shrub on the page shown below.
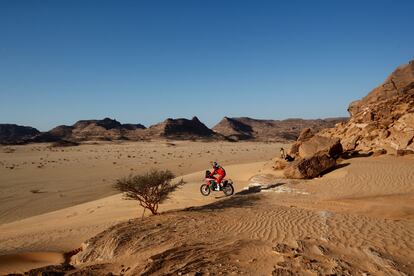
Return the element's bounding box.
[113,169,183,215]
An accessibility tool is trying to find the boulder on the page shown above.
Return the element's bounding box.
[298,135,343,159]
[212,117,347,142]
[297,128,314,142]
[283,154,336,179]
[273,159,289,170]
[288,142,301,157]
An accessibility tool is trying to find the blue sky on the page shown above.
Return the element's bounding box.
[0,0,413,131]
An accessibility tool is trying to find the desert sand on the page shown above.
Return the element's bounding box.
[0,141,278,224]
[0,141,281,274]
[0,142,413,275]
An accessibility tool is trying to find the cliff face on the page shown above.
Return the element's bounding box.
[320,61,414,153]
[0,124,40,144]
[348,62,414,117]
[213,117,348,142]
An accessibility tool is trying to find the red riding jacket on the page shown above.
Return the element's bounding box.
[211,165,226,177]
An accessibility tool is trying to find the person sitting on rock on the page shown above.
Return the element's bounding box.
[280,147,286,159]
[211,161,226,191]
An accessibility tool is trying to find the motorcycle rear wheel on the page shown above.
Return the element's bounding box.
[200,184,210,196]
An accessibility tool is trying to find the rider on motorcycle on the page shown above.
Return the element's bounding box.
[211,161,226,191]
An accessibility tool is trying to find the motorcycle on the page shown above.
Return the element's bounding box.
[200,170,234,196]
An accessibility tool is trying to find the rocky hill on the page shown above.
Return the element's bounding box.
[213,117,348,141]
[280,60,414,179]
[32,118,146,143]
[145,116,219,140]
[19,117,219,143]
[1,116,348,144]
[0,124,40,144]
[319,60,414,153]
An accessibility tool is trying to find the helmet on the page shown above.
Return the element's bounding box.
[212,161,218,168]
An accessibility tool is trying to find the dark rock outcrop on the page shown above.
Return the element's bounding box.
[34,118,147,142]
[146,116,218,140]
[213,117,348,142]
[32,125,74,142]
[0,124,40,144]
[212,117,254,140]
[3,117,220,144]
[1,114,348,145]
[73,117,123,130]
[122,123,146,130]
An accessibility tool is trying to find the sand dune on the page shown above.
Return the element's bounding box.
[1,151,413,274]
[0,161,267,256]
[0,152,276,275]
[0,252,65,275]
[0,141,279,224]
[65,155,413,275]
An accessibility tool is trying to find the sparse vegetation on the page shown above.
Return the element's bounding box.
[113,169,184,215]
[3,147,16,153]
[50,140,80,147]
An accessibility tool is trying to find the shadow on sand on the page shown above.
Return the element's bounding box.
[341,151,373,159]
[184,193,262,212]
[185,181,288,212]
[235,182,286,195]
[321,162,350,176]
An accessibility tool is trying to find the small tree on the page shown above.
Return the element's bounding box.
[113,169,183,216]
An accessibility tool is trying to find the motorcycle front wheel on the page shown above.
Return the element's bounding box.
[200,184,210,196]
[223,184,234,196]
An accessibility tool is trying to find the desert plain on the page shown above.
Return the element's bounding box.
[0,139,413,275]
[0,140,280,273]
